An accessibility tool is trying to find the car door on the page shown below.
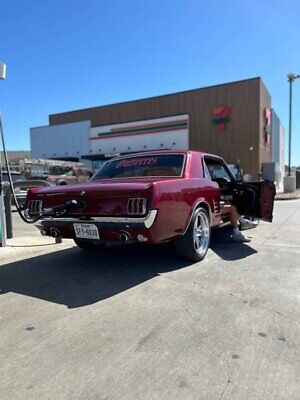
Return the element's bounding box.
[203,156,236,200]
[232,180,276,222]
[204,156,276,222]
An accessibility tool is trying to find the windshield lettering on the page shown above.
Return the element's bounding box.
[115,157,158,169]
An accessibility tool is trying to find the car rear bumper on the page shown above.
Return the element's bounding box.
[36,210,158,242]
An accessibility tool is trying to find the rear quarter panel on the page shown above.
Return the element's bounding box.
[150,178,220,242]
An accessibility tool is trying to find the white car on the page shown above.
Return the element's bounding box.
[1,171,28,208]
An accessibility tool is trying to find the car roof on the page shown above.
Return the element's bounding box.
[2,170,21,174]
[110,149,215,160]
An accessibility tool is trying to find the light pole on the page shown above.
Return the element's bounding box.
[0,61,7,247]
[287,73,300,176]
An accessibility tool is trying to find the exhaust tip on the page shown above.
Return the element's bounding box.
[50,228,61,238]
[119,231,132,242]
[120,233,128,242]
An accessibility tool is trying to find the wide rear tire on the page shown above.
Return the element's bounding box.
[174,207,211,262]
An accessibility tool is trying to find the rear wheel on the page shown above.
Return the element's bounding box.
[74,239,106,251]
[175,207,211,262]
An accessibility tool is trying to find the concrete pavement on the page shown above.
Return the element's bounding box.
[0,200,299,399]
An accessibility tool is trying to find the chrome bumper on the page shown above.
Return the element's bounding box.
[38,209,158,230]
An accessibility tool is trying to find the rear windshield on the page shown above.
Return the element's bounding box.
[92,154,185,180]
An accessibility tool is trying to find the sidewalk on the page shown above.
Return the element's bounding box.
[0,212,74,263]
[275,188,300,200]
[0,236,74,264]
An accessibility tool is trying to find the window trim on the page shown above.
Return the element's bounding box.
[203,155,236,182]
[202,160,211,180]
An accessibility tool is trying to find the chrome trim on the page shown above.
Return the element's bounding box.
[44,192,65,197]
[182,201,212,235]
[28,200,43,215]
[39,209,158,228]
[203,155,236,182]
[193,208,210,256]
[144,210,158,228]
[127,198,147,215]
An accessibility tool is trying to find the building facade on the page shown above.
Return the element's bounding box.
[1,150,31,169]
[31,77,283,179]
[270,109,285,189]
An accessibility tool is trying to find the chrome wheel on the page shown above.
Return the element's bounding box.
[174,206,211,262]
[193,209,210,256]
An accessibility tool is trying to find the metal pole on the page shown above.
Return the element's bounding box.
[288,78,292,176]
[3,180,53,239]
[0,151,6,247]
[3,183,12,239]
[0,62,7,247]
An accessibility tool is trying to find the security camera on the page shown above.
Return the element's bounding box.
[0,61,6,80]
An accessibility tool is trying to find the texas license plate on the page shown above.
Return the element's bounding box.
[73,223,99,240]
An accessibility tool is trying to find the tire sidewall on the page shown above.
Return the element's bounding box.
[176,206,211,262]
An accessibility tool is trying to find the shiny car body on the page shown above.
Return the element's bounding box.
[25,150,276,261]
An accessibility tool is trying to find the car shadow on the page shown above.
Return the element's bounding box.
[210,227,258,261]
[0,243,190,309]
[0,229,258,309]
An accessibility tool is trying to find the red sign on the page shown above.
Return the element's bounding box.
[263,107,271,145]
[212,106,231,131]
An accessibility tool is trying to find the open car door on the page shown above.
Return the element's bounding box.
[232,180,276,222]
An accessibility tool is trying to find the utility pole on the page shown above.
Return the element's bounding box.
[284,73,299,193]
[0,61,7,247]
[287,73,300,176]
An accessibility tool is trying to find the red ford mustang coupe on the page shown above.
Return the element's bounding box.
[25,151,275,261]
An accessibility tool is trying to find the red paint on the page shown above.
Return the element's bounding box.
[26,150,275,245]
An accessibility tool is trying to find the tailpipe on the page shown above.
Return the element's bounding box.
[119,231,131,242]
[50,227,61,238]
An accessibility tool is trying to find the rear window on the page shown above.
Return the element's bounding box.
[92,154,185,180]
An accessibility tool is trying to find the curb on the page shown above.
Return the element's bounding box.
[275,196,300,201]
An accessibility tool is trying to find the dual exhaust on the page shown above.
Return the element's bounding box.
[42,227,132,243]
[41,227,62,239]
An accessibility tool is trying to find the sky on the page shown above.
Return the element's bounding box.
[0,0,300,165]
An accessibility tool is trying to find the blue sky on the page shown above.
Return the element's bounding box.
[0,0,300,165]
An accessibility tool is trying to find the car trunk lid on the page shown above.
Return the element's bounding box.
[27,180,154,217]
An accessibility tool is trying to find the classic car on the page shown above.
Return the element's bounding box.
[46,166,92,186]
[2,170,28,208]
[25,150,276,261]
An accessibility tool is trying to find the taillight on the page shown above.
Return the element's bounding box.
[27,200,43,215]
[127,198,147,215]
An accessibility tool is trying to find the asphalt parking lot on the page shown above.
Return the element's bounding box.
[0,200,299,400]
